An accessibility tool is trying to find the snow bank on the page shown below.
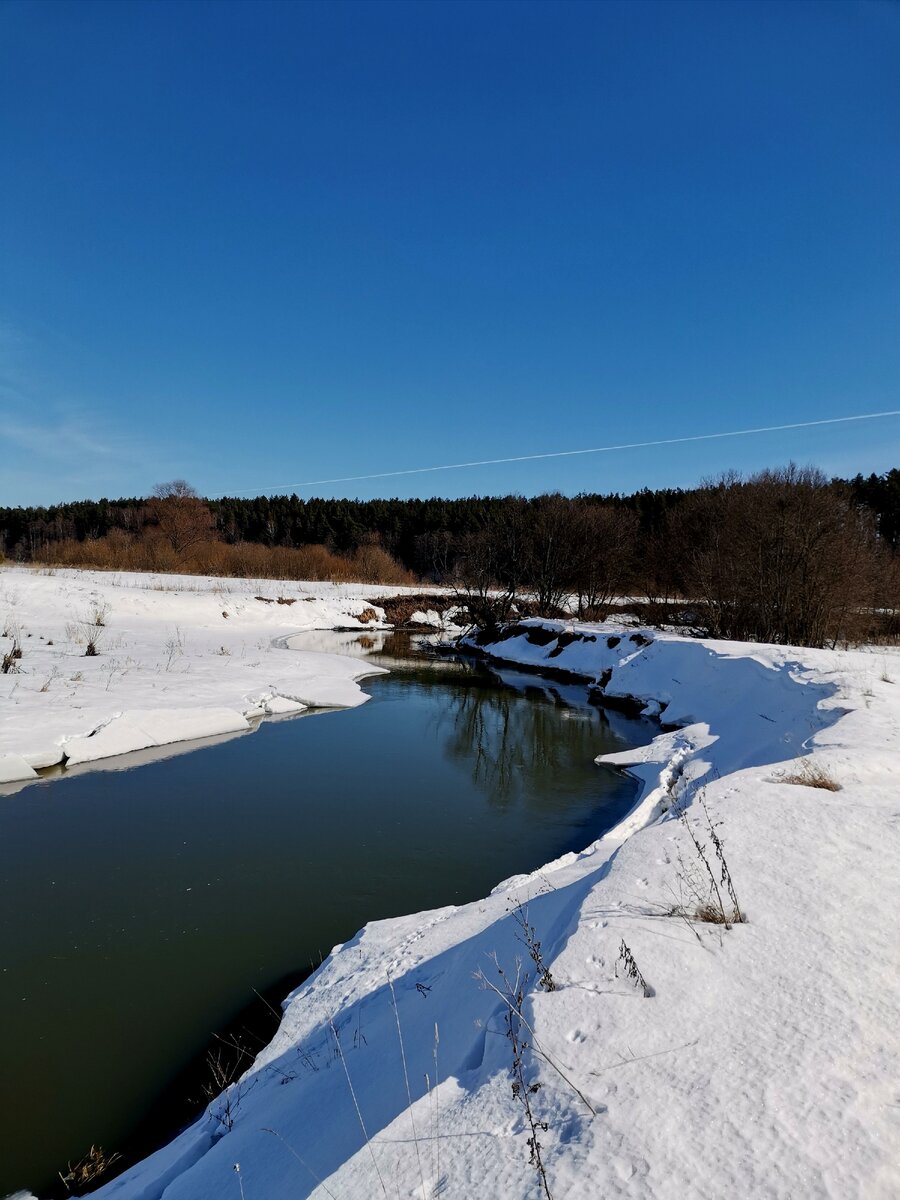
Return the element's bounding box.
[0,567,393,785]
[87,617,899,1199]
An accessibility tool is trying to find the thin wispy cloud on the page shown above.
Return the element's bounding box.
[0,321,146,475]
[0,320,166,500]
[0,408,125,461]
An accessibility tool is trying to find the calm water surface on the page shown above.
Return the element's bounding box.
[0,633,654,1196]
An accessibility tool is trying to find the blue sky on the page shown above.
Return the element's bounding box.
[1,0,898,505]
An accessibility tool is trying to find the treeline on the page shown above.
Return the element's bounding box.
[6,469,900,564]
[2,468,900,646]
[449,467,899,647]
[0,486,692,570]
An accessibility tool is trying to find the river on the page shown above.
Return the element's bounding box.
[0,631,655,1196]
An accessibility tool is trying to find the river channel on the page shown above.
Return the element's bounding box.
[0,631,656,1197]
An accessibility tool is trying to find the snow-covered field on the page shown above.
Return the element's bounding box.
[0,566,414,787]
[5,573,899,1199]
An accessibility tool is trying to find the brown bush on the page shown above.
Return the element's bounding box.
[347,542,416,585]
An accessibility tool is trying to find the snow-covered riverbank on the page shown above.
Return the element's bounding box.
[3,576,897,1197]
[54,610,897,1200]
[0,567,419,786]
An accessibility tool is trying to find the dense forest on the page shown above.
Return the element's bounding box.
[2,468,900,647]
[0,487,684,569]
[4,470,899,563]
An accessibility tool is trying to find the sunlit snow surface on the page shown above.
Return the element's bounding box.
[3,570,898,1199]
[0,567,403,785]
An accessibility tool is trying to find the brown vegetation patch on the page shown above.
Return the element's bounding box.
[781,761,841,791]
[42,535,417,587]
[375,594,460,627]
[694,902,731,925]
[357,607,379,624]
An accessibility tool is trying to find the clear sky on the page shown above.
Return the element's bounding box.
[1,0,898,506]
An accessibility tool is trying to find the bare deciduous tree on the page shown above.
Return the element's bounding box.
[684,465,879,647]
[524,493,580,615]
[454,499,530,631]
[148,480,216,559]
[570,502,638,618]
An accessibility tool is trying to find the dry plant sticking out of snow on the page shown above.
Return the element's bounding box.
[58,1144,122,1193]
[2,636,23,674]
[616,940,653,998]
[66,602,110,657]
[781,759,842,791]
[470,900,605,1199]
[670,792,745,927]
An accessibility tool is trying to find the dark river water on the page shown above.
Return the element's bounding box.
[0,632,654,1197]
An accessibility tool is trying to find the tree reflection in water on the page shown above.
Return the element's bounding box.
[436,669,619,813]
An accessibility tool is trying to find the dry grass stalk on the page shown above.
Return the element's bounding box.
[782,760,841,791]
[58,1144,122,1191]
[672,792,744,927]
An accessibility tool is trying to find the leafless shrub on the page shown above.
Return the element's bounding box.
[681,465,881,648]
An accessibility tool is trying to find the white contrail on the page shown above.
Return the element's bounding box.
[244,409,900,492]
